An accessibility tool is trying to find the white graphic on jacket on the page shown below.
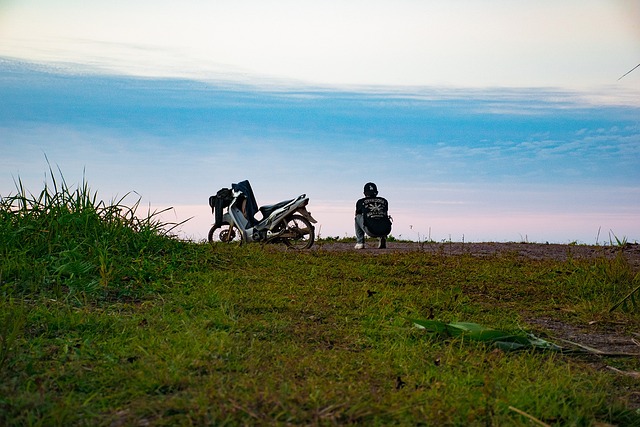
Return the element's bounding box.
[362,198,388,219]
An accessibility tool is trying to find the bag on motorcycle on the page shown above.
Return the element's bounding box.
[209,188,232,227]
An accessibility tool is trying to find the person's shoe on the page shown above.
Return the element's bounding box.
[378,237,386,249]
[354,242,365,249]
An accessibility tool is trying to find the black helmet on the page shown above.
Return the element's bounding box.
[363,182,378,197]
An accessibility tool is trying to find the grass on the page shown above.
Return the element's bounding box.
[1,173,639,426]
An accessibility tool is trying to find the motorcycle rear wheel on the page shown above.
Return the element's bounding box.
[282,214,315,249]
[208,222,242,245]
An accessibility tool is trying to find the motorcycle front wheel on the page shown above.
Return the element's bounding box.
[208,222,242,245]
[282,214,315,249]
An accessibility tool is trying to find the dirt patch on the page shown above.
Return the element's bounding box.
[526,317,640,357]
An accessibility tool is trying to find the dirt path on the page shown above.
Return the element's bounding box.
[313,241,640,270]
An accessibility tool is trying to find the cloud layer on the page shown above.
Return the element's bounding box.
[1,59,638,242]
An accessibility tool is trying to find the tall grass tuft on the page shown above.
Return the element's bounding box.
[563,252,639,314]
[0,168,188,302]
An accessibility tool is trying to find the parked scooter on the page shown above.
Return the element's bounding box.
[208,180,317,249]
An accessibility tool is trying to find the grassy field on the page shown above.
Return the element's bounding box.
[1,176,639,426]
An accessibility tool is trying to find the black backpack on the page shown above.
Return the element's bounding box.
[209,188,232,227]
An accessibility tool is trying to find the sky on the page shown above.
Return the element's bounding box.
[1,0,639,244]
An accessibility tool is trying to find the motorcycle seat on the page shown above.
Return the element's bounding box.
[259,199,294,218]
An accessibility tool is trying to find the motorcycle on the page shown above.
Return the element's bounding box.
[208,180,317,249]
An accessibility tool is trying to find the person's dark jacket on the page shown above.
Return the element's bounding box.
[356,196,391,236]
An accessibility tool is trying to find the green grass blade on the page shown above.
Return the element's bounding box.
[609,282,640,313]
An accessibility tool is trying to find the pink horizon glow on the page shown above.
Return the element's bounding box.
[157,204,638,245]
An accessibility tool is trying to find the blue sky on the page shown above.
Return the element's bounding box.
[1,1,639,243]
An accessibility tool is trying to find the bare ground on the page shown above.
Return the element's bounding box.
[313,241,640,270]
